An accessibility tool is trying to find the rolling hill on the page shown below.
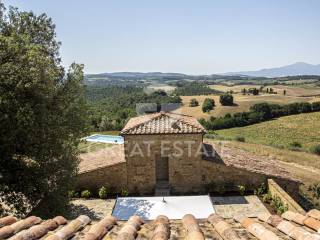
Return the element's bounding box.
[226,62,320,77]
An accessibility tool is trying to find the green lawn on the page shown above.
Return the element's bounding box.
[79,131,121,153]
[214,112,320,152]
[90,131,120,136]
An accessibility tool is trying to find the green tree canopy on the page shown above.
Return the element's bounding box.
[202,98,215,112]
[0,3,88,217]
[219,94,234,106]
[189,98,199,107]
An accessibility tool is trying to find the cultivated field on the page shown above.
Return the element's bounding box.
[214,112,320,152]
[210,84,320,97]
[174,94,318,119]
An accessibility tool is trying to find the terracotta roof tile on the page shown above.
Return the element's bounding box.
[121,112,206,135]
[2,209,320,240]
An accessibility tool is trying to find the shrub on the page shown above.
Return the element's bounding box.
[262,192,272,203]
[238,185,246,195]
[202,98,215,112]
[205,181,216,192]
[219,94,234,106]
[310,145,320,155]
[289,141,302,148]
[254,183,266,196]
[309,183,320,199]
[81,190,91,198]
[68,190,75,198]
[270,194,289,215]
[121,188,129,197]
[189,98,199,107]
[216,185,226,194]
[235,136,245,142]
[312,102,320,111]
[98,186,108,199]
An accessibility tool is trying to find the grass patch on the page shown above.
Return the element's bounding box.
[90,131,120,136]
[310,144,320,155]
[214,112,320,152]
[224,140,320,169]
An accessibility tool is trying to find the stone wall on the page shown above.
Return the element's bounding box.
[268,179,305,214]
[201,159,300,199]
[76,162,127,193]
[124,133,203,194]
[76,134,300,197]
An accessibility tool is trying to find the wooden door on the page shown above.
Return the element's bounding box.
[156,155,169,181]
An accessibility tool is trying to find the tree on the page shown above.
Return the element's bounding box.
[202,98,215,112]
[219,94,234,106]
[249,88,259,95]
[189,98,199,107]
[0,4,88,217]
[250,103,272,119]
[312,102,320,111]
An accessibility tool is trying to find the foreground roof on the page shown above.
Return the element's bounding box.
[121,112,207,135]
[1,209,320,239]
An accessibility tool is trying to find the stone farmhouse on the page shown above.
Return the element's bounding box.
[77,112,300,197]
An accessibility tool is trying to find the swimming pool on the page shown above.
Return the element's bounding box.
[84,134,124,144]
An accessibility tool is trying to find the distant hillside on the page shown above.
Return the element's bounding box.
[85,63,320,86]
[87,72,189,78]
[226,62,320,77]
[84,72,261,86]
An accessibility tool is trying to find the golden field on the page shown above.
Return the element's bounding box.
[173,93,318,119]
[209,83,320,96]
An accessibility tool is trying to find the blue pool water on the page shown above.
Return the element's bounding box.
[84,134,124,144]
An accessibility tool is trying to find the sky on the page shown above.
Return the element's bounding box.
[3,0,320,74]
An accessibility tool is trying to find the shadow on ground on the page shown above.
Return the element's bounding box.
[67,203,101,220]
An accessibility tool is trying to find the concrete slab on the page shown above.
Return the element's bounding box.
[112,195,215,220]
[211,195,269,218]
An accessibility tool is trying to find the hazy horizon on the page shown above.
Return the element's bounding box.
[4,0,320,74]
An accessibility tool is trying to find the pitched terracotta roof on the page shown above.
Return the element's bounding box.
[121,112,206,135]
[2,209,320,239]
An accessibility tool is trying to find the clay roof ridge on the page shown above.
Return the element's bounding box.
[121,112,206,135]
[120,112,162,134]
